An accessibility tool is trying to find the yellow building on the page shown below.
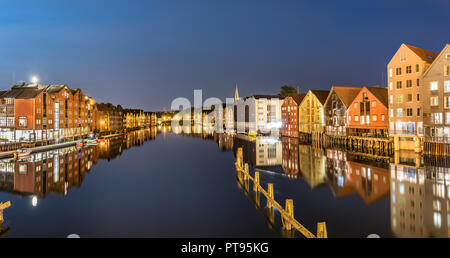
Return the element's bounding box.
[298,90,330,134]
[387,43,438,151]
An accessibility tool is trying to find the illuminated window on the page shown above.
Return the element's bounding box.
[431,96,438,106]
[431,81,438,91]
[434,212,442,228]
[371,101,376,107]
[18,116,27,127]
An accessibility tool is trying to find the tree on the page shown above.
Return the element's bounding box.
[280,85,298,97]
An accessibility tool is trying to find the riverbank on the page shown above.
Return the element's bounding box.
[0,140,82,158]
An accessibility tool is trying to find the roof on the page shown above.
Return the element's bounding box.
[422,44,450,78]
[330,86,362,108]
[365,86,388,108]
[249,94,283,100]
[0,87,44,99]
[291,93,307,105]
[404,43,438,64]
[310,90,330,105]
[45,85,67,93]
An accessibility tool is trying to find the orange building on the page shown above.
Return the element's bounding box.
[348,86,389,137]
[387,44,438,151]
[281,94,306,138]
[0,83,94,142]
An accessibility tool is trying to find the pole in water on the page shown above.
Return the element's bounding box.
[267,184,274,208]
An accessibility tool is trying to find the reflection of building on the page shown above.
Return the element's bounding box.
[324,86,361,136]
[282,137,299,176]
[325,149,352,196]
[346,159,390,204]
[391,151,450,238]
[233,136,281,168]
[0,127,157,200]
[298,145,326,188]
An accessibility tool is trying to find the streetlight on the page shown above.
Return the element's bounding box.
[31,76,39,84]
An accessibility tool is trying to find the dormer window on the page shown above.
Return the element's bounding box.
[400,53,406,62]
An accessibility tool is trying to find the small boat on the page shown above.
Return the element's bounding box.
[85,137,98,146]
[76,142,84,147]
[16,148,32,158]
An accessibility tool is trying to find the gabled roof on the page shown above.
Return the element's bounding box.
[404,43,438,64]
[329,86,362,108]
[249,94,283,100]
[291,93,307,105]
[0,87,44,99]
[422,44,450,78]
[366,86,388,108]
[310,90,330,105]
[45,84,67,94]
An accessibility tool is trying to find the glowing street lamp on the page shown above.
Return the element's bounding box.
[31,76,39,84]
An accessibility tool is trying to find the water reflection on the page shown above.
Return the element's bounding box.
[0,128,157,200]
[1,123,449,238]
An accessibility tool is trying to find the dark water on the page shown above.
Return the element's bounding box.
[0,126,448,238]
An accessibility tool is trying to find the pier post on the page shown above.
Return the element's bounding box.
[285,199,294,230]
[317,222,327,238]
[254,172,260,192]
[267,184,274,208]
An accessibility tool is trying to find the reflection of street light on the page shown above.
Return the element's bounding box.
[100,120,105,125]
[32,196,38,207]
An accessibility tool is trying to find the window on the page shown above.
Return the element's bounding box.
[417,79,420,86]
[366,115,370,125]
[445,65,450,76]
[406,94,412,102]
[396,94,403,103]
[372,115,377,121]
[417,94,420,101]
[18,116,27,127]
[354,115,358,121]
[396,67,402,75]
[416,64,420,72]
[382,114,386,121]
[406,80,412,88]
[397,108,403,117]
[390,95,393,104]
[396,81,402,89]
[406,66,412,74]
[390,109,394,117]
[36,108,41,114]
[432,113,443,124]
[371,101,376,107]
[445,96,450,108]
[445,80,450,93]
[406,108,413,117]
[431,81,438,91]
[354,103,358,109]
[431,96,439,106]
[447,113,450,124]
[360,116,364,124]
[389,69,393,77]
[36,119,41,125]
[389,82,393,90]
[417,108,421,116]
[400,53,406,62]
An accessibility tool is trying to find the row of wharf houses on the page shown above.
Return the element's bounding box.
[0,82,156,144]
[228,43,450,154]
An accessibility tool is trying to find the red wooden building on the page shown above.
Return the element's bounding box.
[347,86,389,137]
[281,94,306,138]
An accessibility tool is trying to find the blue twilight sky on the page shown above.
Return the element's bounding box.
[0,0,449,111]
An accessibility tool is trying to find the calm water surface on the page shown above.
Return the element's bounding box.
[0,126,447,238]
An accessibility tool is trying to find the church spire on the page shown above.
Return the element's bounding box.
[234,84,239,101]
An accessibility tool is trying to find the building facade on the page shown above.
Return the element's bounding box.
[421,44,450,140]
[388,44,438,151]
[298,90,329,134]
[324,86,362,136]
[347,86,389,137]
[233,95,283,135]
[281,94,306,138]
